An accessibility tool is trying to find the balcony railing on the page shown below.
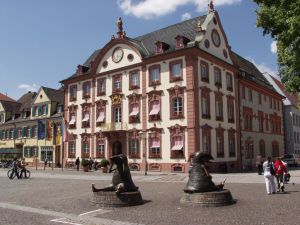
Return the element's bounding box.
[99,122,128,132]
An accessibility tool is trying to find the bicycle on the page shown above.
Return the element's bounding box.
[66,161,76,170]
[7,168,31,179]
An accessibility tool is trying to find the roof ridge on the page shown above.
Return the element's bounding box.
[134,15,206,40]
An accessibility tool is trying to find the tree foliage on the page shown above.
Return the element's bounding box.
[253,0,300,93]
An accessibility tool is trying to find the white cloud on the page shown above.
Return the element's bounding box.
[247,57,280,79]
[271,41,277,54]
[181,12,192,21]
[117,0,241,19]
[17,83,38,92]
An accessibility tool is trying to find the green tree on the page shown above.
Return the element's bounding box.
[253,0,300,92]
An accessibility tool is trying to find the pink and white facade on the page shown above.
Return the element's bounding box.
[61,5,243,172]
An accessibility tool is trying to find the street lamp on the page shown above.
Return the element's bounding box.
[138,130,148,176]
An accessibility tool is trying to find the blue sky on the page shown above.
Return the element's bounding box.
[0,0,278,100]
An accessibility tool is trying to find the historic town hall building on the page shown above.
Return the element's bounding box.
[61,3,284,172]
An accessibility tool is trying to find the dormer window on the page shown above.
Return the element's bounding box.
[155,41,169,54]
[0,114,4,123]
[175,35,190,49]
[57,105,63,113]
[22,112,27,119]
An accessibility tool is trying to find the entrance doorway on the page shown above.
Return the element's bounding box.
[112,141,122,156]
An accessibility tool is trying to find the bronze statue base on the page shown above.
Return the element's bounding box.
[91,190,143,207]
[180,189,235,207]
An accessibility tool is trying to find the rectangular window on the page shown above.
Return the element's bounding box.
[82,82,91,98]
[82,111,90,128]
[216,135,224,158]
[201,96,210,118]
[96,108,105,123]
[248,89,252,102]
[70,85,77,101]
[130,72,140,89]
[97,141,105,158]
[83,142,89,154]
[114,107,122,123]
[242,86,245,99]
[214,67,222,87]
[149,100,160,116]
[113,76,122,92]
[150,137,160,158]
[258,93,262,104]
[228,101,234,123]
[226,73,233,91]
[245,142,254,159]
[97,79,106,95]
[172,97,183,116]
[229,134,235,157]
[69,113,76,127]
[215,100,223,120]
[170,61,182,81]
[68,141,76,158]
[42,105,48,115]
[200,61,209,82]
[202,135,210,153]
[40,146,53,161]
[129,139,139,158]
[149,65,160,85]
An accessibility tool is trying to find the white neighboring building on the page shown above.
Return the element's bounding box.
[263,73,300,155]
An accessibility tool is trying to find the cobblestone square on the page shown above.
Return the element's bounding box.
[1,169,300,225]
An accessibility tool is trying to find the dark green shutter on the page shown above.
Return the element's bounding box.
[7,130,10,139]
[13,128,17,139]
[22,127,26,137]
[0,130,2,139]
[32,107,35,116]
[29,127,33,138]
[46,104,48,115]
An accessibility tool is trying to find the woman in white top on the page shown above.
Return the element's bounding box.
[263,156,276,195]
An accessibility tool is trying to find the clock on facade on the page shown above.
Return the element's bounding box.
[112,47,124,63]
[211,29,221,47]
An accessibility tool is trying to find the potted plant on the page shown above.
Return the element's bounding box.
[81,158,89,172]
[100,159,110,173]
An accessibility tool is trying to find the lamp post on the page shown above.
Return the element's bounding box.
[139,130,147,176]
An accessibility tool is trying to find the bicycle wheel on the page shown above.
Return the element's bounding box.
[24,170,31,179]
[7,169,15,179]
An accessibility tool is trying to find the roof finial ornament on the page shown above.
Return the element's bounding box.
[117,17,126,38]
[208,0,215,12]
[195,19,203,32]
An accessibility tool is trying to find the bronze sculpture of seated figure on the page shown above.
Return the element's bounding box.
[184,152,224,193]
[92,154,139,193]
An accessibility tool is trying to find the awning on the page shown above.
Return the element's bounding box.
[129,110,139,116]
[171,144,183,151]
[149,108,160,115]
[69,115,76,125]
[0,148,22,154]
[82,113,90,122]
[96,114,105,122]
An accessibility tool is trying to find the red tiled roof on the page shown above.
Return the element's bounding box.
[0,92,16,102]
[271,77,299,106]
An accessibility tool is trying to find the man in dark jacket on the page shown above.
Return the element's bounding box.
[10,158,20,179]
[75,157,80,171]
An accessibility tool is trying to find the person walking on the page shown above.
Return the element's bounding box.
[75,157,80,171]
[263,156,276,195]
[274,158,287,192]
[9,158,20,179]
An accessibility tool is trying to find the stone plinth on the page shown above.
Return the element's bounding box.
[180,189,235,207]
[91,191,143,207]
